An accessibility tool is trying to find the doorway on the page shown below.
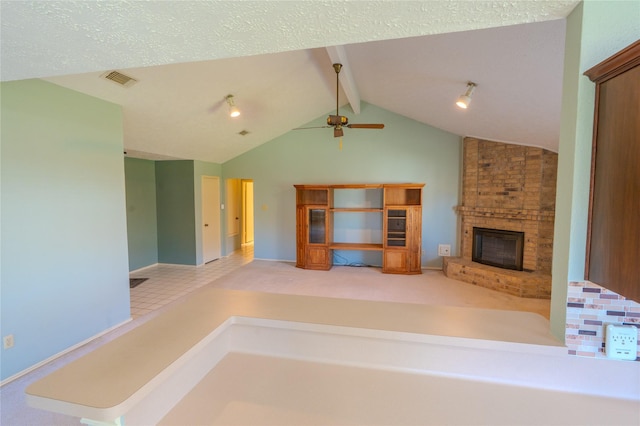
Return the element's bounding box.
[202,176,221,263]
[242,180,254,245]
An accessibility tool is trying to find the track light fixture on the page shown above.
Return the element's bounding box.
[225,94,240,118]
[456,82,477,109]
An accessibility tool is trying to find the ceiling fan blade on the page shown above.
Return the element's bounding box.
[293,126,332,130]
[346,124,385,129]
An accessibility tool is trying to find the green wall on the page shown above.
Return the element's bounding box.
[1,80,130,381]
[155,161,197,265]
[124,157,158,271]
[550,0,640,340]
[222,102,462,267]
[124,159,222,270]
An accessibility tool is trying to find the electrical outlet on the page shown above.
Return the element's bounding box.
[438,244,451,257]
[605,324,638,360]
[3,334,14,349]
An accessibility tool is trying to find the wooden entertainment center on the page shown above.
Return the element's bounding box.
[294,183,424,274]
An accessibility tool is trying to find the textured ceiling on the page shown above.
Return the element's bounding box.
[1,1,579,162]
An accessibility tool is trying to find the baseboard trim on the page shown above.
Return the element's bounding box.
[129,263,159,274]
[253,257,296,263]
[0,318,132,387]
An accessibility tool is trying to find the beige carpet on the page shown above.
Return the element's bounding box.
[209,260,551,319]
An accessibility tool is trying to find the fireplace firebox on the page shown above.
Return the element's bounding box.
[472,227,524,271]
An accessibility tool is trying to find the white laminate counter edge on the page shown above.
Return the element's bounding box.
[25,289,640,424]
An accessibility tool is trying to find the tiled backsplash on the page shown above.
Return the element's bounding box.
[566,281,640,359]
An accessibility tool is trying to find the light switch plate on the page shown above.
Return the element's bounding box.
[605,324,638,360]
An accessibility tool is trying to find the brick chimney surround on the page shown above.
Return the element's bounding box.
[443,138,557,299]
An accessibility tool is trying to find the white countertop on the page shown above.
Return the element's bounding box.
[26,288,565,412]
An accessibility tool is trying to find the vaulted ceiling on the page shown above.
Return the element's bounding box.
[1,1,579,162]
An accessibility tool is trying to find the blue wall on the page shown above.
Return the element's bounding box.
[0,80,131,381]
[124,157,158,271]
[155,161,197,265]
[222,102,462,268]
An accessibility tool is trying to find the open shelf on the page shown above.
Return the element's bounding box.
[384,185,422,206]
[329,242,383,251]
[295,186,329,206]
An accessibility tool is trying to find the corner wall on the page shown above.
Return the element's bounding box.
[125,157,158,271]
[1,80,131,381]
[155,161,197,265]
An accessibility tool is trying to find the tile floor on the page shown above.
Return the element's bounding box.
[129,244,254,318]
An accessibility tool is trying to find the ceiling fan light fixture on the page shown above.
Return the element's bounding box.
[225,94,241,118]
[291,63,384,140]
[456,82,476,109]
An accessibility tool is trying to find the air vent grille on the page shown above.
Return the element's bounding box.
[101,70,138,87]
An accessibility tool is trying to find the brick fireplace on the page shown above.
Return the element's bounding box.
[443,138,557,298]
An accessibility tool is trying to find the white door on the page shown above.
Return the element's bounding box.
[202,176,221,263]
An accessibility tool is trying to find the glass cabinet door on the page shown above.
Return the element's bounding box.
[308,208,326,244]
[386,209,407,247]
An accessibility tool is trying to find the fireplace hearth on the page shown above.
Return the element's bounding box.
[442,137,557,299]
[472,227,524,271]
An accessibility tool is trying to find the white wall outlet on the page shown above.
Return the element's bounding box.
[438,244,451,257]
[3,334,14,349]
[605,324,638,360]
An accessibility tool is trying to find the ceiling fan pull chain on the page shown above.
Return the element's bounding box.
[339,137,343,151]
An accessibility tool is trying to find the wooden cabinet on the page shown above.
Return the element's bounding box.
[584,40,640,302]
[295,183,424,274]
[295,186,332,270]
[382,185,423,274]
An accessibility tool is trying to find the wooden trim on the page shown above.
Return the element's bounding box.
[295,183,424,189]
[329,184,383,189]
[330,208,383,213]
[584,81,600,279]
[584,39,640,83]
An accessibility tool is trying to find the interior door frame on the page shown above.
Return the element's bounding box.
[241,179,254,245]
[202,176,221,263]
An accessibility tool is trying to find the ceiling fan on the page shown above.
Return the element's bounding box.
[296,63,384,138]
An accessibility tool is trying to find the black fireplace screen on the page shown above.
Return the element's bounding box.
[472,227,524,271]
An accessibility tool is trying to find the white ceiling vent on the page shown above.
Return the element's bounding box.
[101,70,138,87]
